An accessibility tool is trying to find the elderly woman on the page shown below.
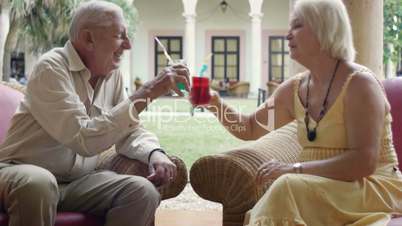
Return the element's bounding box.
[205,0,402,225]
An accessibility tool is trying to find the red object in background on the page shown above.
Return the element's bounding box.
[190,77,211,105]
[383,78,402,171]
[0,85,105,226]
[0,212,104,226]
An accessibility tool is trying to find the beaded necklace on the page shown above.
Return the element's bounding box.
[304,60,341,141]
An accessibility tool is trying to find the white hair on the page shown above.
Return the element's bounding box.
[294,0,356,61]
[69,0,123,42]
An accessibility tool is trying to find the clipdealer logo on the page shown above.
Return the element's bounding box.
[128,97,275,132]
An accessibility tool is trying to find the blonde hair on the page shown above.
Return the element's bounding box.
[294,0,356,61]
[69,0,123,42]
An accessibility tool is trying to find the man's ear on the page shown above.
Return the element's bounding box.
[79,29,95,51]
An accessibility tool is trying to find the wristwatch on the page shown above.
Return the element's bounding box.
[293,162,303,174]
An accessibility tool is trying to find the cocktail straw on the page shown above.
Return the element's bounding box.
[204,53,213,63]
[154,37,173,63]
[198,53,213,77]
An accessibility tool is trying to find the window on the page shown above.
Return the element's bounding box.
[211,36,240,81]
[269,36,289,82]
[154,36,183,76]
[10,51,25,82]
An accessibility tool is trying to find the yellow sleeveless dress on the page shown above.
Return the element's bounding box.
[246,71,402,226]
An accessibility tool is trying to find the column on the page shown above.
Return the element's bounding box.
[343,0,384,79]
[288,0,305,76]
[182,0,197,76]
[249,0,264,96]
[288,0,384,78]
[0,5,10,81]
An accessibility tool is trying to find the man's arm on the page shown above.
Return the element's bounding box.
[112,63,189,160]
[129,65,190,114]
[114,66,189,185]
[27,65,138,157]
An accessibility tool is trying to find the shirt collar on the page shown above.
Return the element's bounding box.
[63,40,115,81]
[64,40,87,72]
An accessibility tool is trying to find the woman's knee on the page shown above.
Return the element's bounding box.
[269,174,304,195]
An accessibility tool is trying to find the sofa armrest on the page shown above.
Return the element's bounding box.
[227,81,249,90]
[0,81,26,94]
[227,82,250,97]
[190,122,301,226]
[97,149,188,200]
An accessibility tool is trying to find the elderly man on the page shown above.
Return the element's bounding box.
[0,1,189,226]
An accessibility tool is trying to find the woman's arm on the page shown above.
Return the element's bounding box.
[206,78,296,141]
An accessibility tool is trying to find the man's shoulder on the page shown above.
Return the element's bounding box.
[37,47,68,69]
[30,47,70,79]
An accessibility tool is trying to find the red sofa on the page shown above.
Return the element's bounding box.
[0,82,188,226]
[383,78,402,226]
[0,82,103,225]
[190,77,402,226]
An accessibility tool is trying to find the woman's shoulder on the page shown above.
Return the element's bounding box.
[346,62,376,78]
[273,71,309,105]
[278,71,309,90]
[344,62,387,108]
[341,62,379,91]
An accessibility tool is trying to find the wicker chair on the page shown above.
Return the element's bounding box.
[190,123,300,226]
[210,79,222,92]
[0,81,188,226]
[266,80,280,97]
[210,80,250,98]
[190,78,402,226]
[227,81,250,98]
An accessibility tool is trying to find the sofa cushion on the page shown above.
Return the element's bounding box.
[0,83,24,144]
[0,212,104,226]
[383,78,402,170]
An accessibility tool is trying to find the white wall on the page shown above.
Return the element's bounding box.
[262,0,289,29]
[131,0,184,86]
[195,0,250,80]
[131,0,290,93]
[23,0,291,93]
[260,0,290,89]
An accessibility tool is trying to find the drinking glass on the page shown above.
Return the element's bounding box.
[190,76,211,106]
[168,59,187,92]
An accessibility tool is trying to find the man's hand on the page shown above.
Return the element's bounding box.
[144,64,190,100]
[129,64,190,114]
[169,63,190,96]
[147,152,177,187]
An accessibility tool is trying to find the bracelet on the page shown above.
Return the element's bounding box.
[293,162,303,174]
[148,148,167,163]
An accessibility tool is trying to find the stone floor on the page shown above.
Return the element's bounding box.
[156,183,222,226]
[159,183,222,211]
[156,209,222,226]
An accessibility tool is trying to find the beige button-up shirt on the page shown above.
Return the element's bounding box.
[0,41,161,182]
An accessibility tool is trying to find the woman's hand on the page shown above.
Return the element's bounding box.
[208,90,221,106]
[201,90,222,113]
[256,159,293,185]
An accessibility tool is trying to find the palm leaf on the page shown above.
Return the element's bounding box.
[17,0,138,54]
